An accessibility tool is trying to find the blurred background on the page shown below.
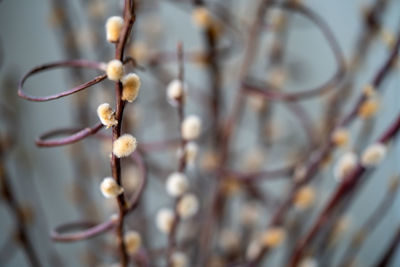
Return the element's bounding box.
[0,0,400,266]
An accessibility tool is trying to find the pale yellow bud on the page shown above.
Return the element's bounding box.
[201,150,220,171]
[106,16,124,42]
[166,172,189,197]
[294,186,315,210]
[156,208,174,234]
[248,94,266,111]
[361,143,387,167]
[100,177,123,198]
[121,73,141,102]
[177,193,199,219]
[362,84,376,98]
[332,128,350,147]
[269,67,286,89]
[88,0,106,18]
[380,29,396,49]
[113,134,137,158]
[129,42,149,62]
[243,148,264,171]
[208,256,225,267]
[333,152,358,181]
[170,251,188,267]
[181,115,202,140]
[294,165,307,182]
[358,98,379,119]
[332,216,351,243]
[240,202,259,226]
[122,166,141,192]
[246,239,262,261]
[299,257,318,267]
[261,227,286,248]
[106,60,124,81]
[184,142,198,165]
[97,103,117,128]
[167,79,186,105]
[192,7,212,28]
[221,178,241,196]
[219,229,240,253]
[269,10,285,31]
[124,231,141,254]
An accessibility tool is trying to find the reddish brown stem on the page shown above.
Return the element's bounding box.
[374,225,400,267]
[109,1,136,266]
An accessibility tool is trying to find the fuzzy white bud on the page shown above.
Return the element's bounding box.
[124,231,141,254]
[106,16,124,42]
[184,142,198,165]
[166,172,189,197]
[121,73,141,102]
[156,208,174,234]
[333,152,358,181]
[97,103,118,128]
[299,257,318,267]
[113,134,137,158]
[246,239,262,261]
[361,143,387,167]
[106,60,124,81]
[100,177,123,198]
[294,164,307,182]
[177,193,199,219]
[181,115,201,140]
[170,251,188,267]
[167,79,186,106]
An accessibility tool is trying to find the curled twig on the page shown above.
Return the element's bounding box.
[18,60,106,102]
[36,123,104,147]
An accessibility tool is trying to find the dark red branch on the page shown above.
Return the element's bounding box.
[35,123,103,147]
[18,60,106,101]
